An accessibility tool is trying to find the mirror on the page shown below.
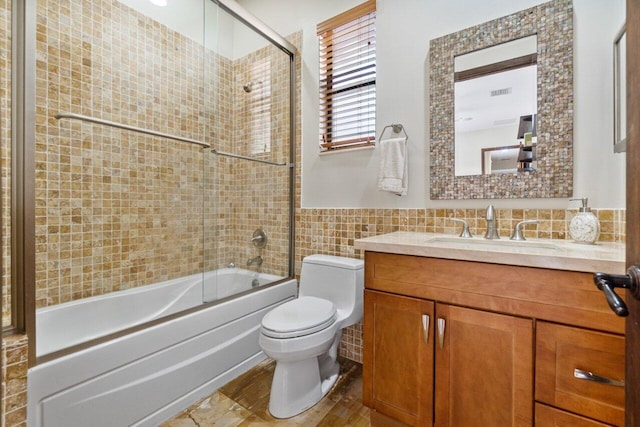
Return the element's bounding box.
[614,24,626,153]
[429,0,574,199]
[454,36,538,176]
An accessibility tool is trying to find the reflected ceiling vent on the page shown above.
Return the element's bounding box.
[490,87,512,97]
[493,118,517,126]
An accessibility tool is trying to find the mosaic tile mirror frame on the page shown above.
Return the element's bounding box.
[429,0,573,199]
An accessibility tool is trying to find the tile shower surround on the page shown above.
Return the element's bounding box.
[32,0,294,310]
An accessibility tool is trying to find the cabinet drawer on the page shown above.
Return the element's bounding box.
[535,403,614,426]
[536,322,624,426]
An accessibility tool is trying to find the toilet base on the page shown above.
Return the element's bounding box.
[268,358,321,418]
[268,332,343,419]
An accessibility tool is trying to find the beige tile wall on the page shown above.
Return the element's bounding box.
[34,0,209,308]
[33,0,297,309]
[1,334,28,427]
[295,207,626,362]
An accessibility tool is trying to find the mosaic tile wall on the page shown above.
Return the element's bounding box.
[34,0,209,308]
[429,0,574,199]
[33,0,297,309]
[1,0,12,325]
[1,334,28,427]
[297,207,626,362]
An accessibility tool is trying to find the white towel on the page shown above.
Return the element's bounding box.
[377,137,408,196]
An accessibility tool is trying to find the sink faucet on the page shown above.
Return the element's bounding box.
[247,255,263,267]
[484,205,500,240]
[510,220,540,241]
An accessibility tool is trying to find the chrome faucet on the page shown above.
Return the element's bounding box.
[510,220,540,241]
[484,205,500,240]
[449,218,473,238]
[247,255,263,267]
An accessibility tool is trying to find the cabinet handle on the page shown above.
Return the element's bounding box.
[574,368,625,387]
[437,318,446,349]
[422,315,430,344]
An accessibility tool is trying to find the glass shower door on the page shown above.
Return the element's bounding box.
[203,0,294,303]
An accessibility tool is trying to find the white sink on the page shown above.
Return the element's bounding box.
[425,236,559,252]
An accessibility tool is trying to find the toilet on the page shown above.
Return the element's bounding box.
[258,254,364,419]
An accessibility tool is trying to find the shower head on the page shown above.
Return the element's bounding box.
[243,80,262,93]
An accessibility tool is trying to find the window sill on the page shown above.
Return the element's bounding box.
[319,145,375,156]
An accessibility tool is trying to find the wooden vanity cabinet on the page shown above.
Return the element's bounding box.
[434,304,533,427]
[362,251,626,427]
[364,290,533,426]
[363,291,434,426]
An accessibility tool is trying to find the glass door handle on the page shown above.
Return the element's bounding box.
[593,265,640,317]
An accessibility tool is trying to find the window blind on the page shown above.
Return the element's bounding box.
[317,0,376,152]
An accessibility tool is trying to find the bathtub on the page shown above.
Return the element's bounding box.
[28,268,297,427]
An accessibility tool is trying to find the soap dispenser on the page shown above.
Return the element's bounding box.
[568,198,600,244]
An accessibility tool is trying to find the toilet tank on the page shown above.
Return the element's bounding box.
[299,254,364,328]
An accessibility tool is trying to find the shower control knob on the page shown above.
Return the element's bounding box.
[251,229,268,249]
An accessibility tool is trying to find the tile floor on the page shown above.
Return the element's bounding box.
[161,358,401,426]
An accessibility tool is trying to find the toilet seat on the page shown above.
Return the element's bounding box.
[261,296,337,339]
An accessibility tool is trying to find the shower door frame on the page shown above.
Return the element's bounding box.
[6,0,36,368]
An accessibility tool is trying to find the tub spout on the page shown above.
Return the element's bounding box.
[247,256,263,267]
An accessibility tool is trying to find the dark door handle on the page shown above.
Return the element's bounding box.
[593,265,640,317]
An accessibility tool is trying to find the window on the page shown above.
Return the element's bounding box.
[247,59,272,155]
[317,0,376,152]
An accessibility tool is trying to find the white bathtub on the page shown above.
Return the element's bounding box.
[28,268,297,427]
[36,268,283,356]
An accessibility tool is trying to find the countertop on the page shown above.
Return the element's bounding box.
[354,231,626,274]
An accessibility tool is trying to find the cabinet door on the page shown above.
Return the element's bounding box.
[363,290,434,427]
[434,304,533,427]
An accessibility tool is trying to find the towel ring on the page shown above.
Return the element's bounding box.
[378,123,409,143]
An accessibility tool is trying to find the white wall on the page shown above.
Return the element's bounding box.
[238,0,626,209]
[456,126,520,176]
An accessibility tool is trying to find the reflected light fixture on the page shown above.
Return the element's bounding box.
[150,0,167,6]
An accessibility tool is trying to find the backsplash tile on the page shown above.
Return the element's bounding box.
[296,207,626,363]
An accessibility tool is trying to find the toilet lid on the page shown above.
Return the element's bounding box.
[261,296,337,339]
